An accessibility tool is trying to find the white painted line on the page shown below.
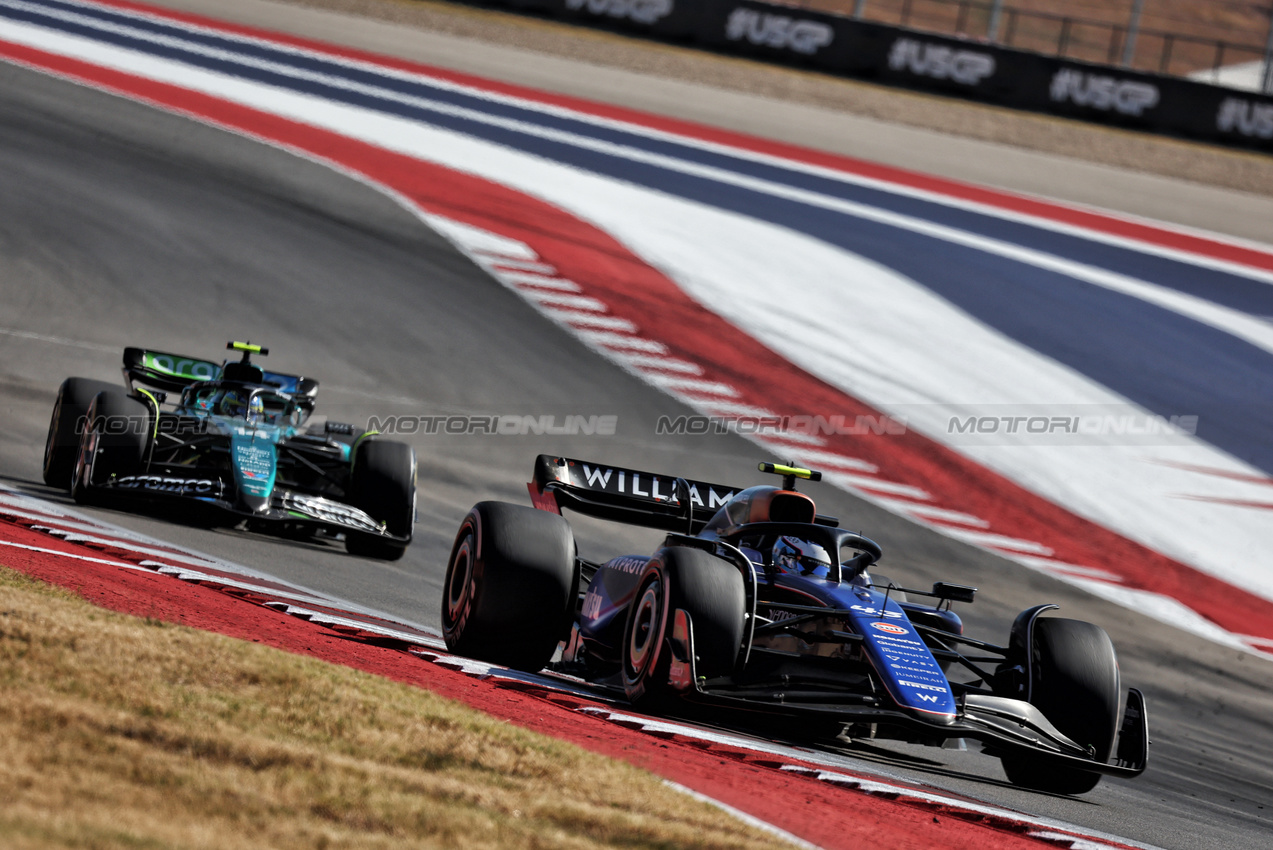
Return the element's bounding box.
[50,0,1244,360]
[266,602,446,648]
[823,472,931,501]
[547,311,638,332]
[148,564,364,610]
[521,291,608,311]
[32,528,225,569]
[0,326,116,351]
[480,258,557,274]
[662,780,821,850]
[939,528,1055,556]
[692,402,783,419]
[751,430,828,448]
[506,278,585,295]
[648,375,741,398]
[577,329,668,353]
[780,766,1158,850]
[42,0,1271,291]
[0,538,148,570]
[618,353,704,374]
[0,497,111,526]
[871,498,990,528]
[1013,556,1125,582]
[579,706,1152,849]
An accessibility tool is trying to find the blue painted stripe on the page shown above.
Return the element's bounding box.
[15,0,1273,318]
[7,0,1272,476]
[14,1,1273,317]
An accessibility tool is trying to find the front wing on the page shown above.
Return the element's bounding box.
[663,607,1148,779]
[100,473,407,543]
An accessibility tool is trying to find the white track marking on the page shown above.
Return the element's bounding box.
[661,781,822,850]
[6,5,1271,655]
[870,499,990,528]
[614,353,704,374]
[22,0,1273,293]
[575,330,669,353]
[0,539,148,569]
[0,326,116,351]
[6,8,1270,351]
[546,311,638,332]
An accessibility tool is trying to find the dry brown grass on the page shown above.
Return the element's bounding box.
[0,565,798,849]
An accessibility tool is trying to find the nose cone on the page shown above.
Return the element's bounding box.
[238,493,270,513]
[230,434,277,510]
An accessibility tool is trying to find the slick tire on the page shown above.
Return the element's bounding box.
[1000,618,1121,795]
[71,390,150,506]
[43,377,116,489]
[345,439,416,561]
[621,546,745,709]
[441,502,577,673]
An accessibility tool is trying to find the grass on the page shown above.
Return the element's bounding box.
[0,565,797,849]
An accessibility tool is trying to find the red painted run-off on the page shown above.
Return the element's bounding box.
[0,513,1133,850]
[3,35,1270,650]
[85,0,1273,274]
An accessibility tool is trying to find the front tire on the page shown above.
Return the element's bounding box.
[440,502,577,672]
[345,439,416,560]
[1000,618,1121,795]
[43,377,116,489]
[621,546,745,708]
[71,390,150,506]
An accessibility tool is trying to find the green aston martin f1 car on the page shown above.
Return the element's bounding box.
[43,342,415,560]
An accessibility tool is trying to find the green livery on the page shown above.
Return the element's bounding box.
[43,341,417,561]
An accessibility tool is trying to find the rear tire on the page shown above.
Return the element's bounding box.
[621,546,745,708]
[71,391,150,506]
[345,439,416,560]
[1000,618,1121,795]
[43,378,116,489]
[440,502,577,672]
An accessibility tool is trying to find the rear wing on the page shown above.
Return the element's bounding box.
[122,347,319,408]
[529,454,741,534]
[123,347,221,392]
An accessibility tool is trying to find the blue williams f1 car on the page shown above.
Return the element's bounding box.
[43,342,415,560]
[441,455,1148,794]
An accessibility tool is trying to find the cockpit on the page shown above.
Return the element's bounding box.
[182,384,301,427]
[698,485,852,581]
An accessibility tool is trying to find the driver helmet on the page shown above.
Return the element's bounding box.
[772,535,833,577]
[246,394,265,424]
[218,390,248,418]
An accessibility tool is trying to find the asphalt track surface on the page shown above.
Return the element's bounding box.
[0,13,1271,850]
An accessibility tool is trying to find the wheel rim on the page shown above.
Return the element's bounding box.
[72,425,96,494]
[625,577,663,681]
[444,532,474,630]
[42,398,62,475]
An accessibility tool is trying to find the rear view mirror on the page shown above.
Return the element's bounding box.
[932,582,976,604]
